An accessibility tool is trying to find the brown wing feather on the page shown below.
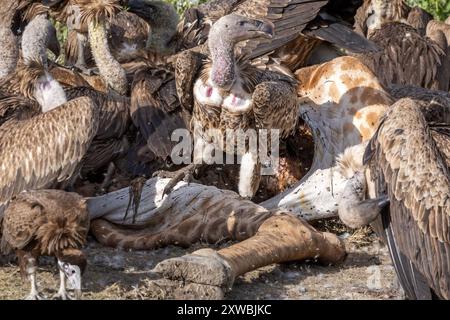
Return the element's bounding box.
[234,0,328,60]
[131,68,188,160]
[389,85,450,124]
[174,49,205,111]
[0,94,41,129]
[366,98,450,299]
[65,87,130,140]
[360,23,448,90]
[0,97,99,210]
[251,71,298,138]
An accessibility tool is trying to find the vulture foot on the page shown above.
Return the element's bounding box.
[153,248,234,298]
[25,292,45,300]
[123,176,148,223]
[53,291,71,300]
[153,164,201,197]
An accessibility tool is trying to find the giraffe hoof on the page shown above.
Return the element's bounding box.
[153,249,235,292]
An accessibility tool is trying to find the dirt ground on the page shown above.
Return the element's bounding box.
[0,225,403,300]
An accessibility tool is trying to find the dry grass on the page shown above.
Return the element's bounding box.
[0,233,402,300]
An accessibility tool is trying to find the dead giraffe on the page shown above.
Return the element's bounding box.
[263,56,393,218]
[88,56,393,298]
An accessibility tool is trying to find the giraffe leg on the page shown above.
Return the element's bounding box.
[153,212,346,297]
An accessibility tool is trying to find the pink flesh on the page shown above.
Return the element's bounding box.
[206,86,213,97]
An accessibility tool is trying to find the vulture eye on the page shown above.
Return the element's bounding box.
[254,21,263,28]
[239,21,246,26]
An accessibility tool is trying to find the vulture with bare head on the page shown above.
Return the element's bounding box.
[127,0,379,70]
[145,14,298,199]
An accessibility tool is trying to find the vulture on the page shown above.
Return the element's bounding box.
[0,13,67,128]
[0,93,99,215]
[42,0,150,73]
[337,96,450,299]
[1,190,89,300]
[143,14,299,199]
[128,0,379,70]
[128,0,381,201]
[354,0,450,91]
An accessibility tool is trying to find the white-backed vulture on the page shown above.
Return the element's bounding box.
[354,0,450,91]
[1,190,89,300]
[337,96,450,299]
[366,98,450,299]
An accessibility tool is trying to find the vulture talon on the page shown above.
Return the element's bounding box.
[156,164,201,198]
[25,293,46,300]
[124,176,147,223]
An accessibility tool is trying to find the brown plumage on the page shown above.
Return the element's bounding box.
[0,96,99,214]
[1,190,89,300]
[130,67,187,159]
[357,22,449,91]
[389,85,450,124]
[353,0,423,36]
[127,0,376,70]
[65,86,131,176]
[365,98,450,299]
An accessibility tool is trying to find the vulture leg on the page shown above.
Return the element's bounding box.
[238,152,261,199]
[54,268,70,300]
[152,213,346,298]
[18,250,44,300]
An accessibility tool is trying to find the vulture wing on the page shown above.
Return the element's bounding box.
[233,0,328,60]
[365,98,450,299]
[0,97,99,212]
[131,67,188,160]
[360,23,448,91]
[0,94,41,129]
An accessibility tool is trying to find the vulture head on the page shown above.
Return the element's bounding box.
[127,0,179,55]
[208,14,274,90]
[57,248,87,300]
[21,14,60,65]
[337,143,389,229]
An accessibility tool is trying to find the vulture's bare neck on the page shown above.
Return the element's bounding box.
[0,26,18,81]
[21,14,54,67]
[209,34,236,90]
[88,19,128,95]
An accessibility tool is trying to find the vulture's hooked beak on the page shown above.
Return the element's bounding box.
[252,19,275,39]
